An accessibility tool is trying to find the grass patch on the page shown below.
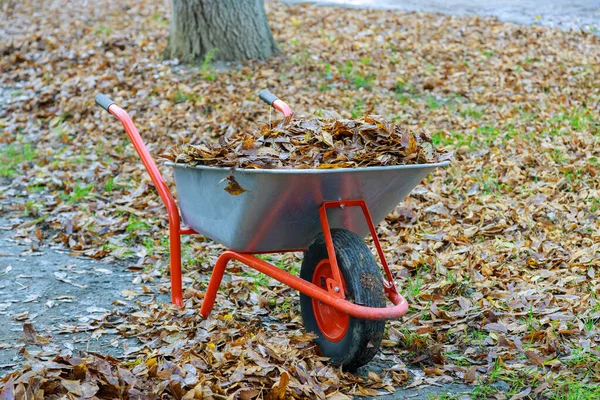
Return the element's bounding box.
[460,106,484,120]
[339,60,375,89]
[105,176,126,192]
[443,350,472,366]
[126,214,150,233]
[552,378,600,400]
[350,99,365,118]
[200,48,218,81]
[0,144,36,177]
[92,24,113,35]
[60,182,94,203]
[432,130,474,149]
[23,200,43,217]
[173,88,202,104]
[151,12,168,26]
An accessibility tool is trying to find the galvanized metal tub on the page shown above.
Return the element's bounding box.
[168,162,450,253]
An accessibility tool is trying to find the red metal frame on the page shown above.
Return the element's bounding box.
[104,100,408,321]
[320,200,403,304]
[198,249,407,320]
[107,104,188,306]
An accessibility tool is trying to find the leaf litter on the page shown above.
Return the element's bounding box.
[164,113,448,169]
[1,0,600,398]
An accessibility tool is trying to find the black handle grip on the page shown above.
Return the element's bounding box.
[95,94,115,112]
[259,89,278,106]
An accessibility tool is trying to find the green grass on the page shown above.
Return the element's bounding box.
[23,200,43,217]
[200,48,218,81]
[27,183,46,194]
[568,108,594,131]
[92,24,113,35]
[246,270,271,290]
[319,64,334,92]
[460,106,484,120]
[469,354,600,399]
[278,259,300,276]
[552,379,600,400]
[104,176,125,192]
[273,296,295,314]
[126,214,150,233]
[173,88,203,104]
[350,99,365,118]
[477,125,503,145]
[525,305,538,337]
[0,144,36,177]
[428,395,462,400]
[102,241,135,259]
[477,168,510,195]
[339,60,375,89]
[289,48,310,65]
[426,96,442,109]
[52,111,72,127]
[443,351,472,366]
[152,12,168,26]
[485,359,543,397]
[180,240,204,271]
[561,168,584,183]
[549,148,567,164]
[142,238,156,256]
[406,275,422,298]
[465,328,487,344]
[59,182,94,203]
[398,327,426,348]
[394,80,418,96]
[432,130,474,149]
[565,347,600,368]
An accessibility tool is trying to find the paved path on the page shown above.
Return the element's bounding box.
[283,0,600,33]
[0,213,141,376]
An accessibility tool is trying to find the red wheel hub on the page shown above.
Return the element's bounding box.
[312,259,349,342]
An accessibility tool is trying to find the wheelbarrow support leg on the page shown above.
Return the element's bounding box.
[169,223,184,307]
[199,252,229,318]
[320,200,403,302]
[200,251,408,319]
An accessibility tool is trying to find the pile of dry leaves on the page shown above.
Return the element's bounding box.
[1,0,600,398]
[165,112,448,169]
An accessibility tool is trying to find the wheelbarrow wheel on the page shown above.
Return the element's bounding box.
[300,228,386,371]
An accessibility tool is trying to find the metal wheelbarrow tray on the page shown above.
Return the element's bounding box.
[95,91,449,371]
[171,162,445,253]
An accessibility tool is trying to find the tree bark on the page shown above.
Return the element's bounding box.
[165,0,279,63]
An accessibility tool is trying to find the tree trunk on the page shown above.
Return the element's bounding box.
[165,0,279,63]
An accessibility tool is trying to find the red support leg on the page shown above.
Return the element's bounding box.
[320,200,403,304]
[199,251,229,318]
[318,205,346,299]
[169,222,184,307]
[199,251,408,320]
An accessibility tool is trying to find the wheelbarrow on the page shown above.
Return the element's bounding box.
[94,91,449,370]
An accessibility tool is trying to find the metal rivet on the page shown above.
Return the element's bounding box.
[334,286,340,292]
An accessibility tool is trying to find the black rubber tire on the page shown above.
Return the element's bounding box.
[300,228,386,371]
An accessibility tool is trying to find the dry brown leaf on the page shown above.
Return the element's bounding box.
[525,350,545,367]
[221,176,248,196]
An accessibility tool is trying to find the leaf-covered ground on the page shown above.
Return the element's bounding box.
[1,0,600,398]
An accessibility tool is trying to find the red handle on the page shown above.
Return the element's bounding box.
[94,95,184,306]
[259,89,293,117]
